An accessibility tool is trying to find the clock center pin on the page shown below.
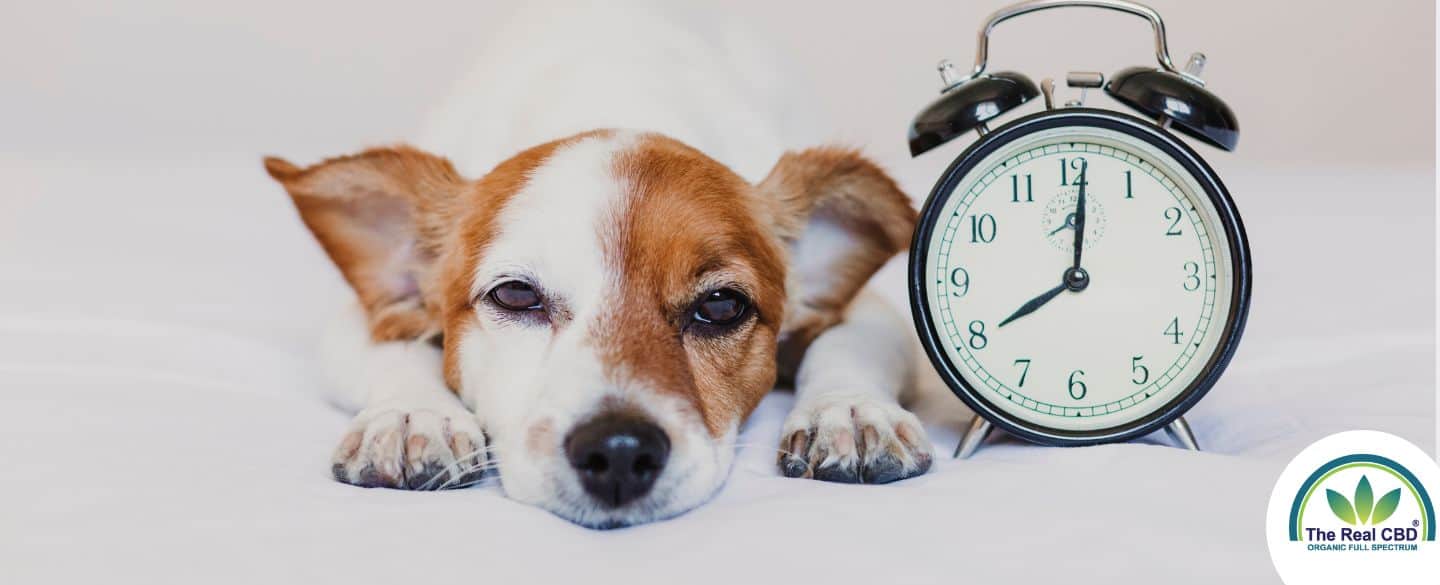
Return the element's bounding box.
[1064,267,1090,292]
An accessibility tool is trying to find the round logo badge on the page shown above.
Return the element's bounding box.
[1266,430,1439,583]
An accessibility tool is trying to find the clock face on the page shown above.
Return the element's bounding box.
[916,116,1241,438]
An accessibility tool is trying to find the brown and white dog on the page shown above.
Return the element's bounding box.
[262,2,957,528]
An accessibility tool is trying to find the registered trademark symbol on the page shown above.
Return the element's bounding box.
[1413,519,1421,527]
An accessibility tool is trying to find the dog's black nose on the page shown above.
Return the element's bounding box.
[565,413,670,508]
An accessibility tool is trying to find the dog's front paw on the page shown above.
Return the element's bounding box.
[778,397,933,484]
[331,408,488,491]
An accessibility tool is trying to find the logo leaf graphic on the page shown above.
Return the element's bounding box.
[1327,489,1357,525]
[1371,488,1402,525]
[1355,475,1374,524]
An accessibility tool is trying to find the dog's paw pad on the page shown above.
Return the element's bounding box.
[331,408,487,491]
[778,398,933,484]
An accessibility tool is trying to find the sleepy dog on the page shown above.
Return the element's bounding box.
[262,1,956,528]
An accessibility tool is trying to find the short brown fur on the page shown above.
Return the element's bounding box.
[606,134,789,436]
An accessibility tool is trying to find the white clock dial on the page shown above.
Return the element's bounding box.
[922,124,1235,433]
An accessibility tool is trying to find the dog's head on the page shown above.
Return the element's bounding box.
[265,131,914,527]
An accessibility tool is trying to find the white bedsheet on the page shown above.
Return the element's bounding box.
[0,156,1433,584]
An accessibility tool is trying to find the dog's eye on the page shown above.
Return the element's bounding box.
[489,281,543,311]
[692,288,749,326]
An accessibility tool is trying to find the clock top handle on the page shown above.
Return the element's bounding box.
[948,0,1201,89]
[908,0,1237,155]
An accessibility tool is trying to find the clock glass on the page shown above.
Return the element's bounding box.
[919,121,1236,436]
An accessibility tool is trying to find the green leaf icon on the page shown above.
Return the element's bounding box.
[1371,489,1402,525]
[1355,475,1374,524]
[1327,489,1357,525]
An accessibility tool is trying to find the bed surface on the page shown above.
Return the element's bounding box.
[0,155,1433,584]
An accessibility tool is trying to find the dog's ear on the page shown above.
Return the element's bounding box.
[263,146,466,342]
[756,147,917,374]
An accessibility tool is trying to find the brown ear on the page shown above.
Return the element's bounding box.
[263,146,466,342]
[757,147,917,374]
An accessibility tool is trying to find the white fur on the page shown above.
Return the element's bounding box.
[459,133,627,513]
[793,292,915,406]
[319,302,460,415]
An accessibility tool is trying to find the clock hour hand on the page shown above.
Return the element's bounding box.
[997,280,1067,328]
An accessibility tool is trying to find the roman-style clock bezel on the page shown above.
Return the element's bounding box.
[908,108,1252,446]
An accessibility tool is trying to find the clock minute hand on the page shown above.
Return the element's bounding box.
[997,280,1068,328]
[1072,171,1087,270]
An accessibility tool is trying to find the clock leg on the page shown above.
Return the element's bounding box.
[953,416,994,459]
[1164,416,1201,451]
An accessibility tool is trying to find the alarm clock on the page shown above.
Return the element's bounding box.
[905,0,1252,457]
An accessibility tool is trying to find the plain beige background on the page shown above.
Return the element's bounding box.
[1,0,1433,448]
[2,0,1433,175]
[3,0,1433,432]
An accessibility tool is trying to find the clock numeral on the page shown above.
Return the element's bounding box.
[967,320,988,350]
[1124,170,1134,199]
[949,267,970,297]
[1183,261,1202,291]
[1164,207,1184,236]
[1010,173,1033,203]
[1059,157,1089,186]
[1013,358,1031,387]
[1131,355,1150,385]
[969,213,997,244]
[1067,369,1087,400]
[1164,317,1184,345]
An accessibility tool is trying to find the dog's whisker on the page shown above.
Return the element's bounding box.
[424,463,501,491]
[728,442,815,473]
[417,447,504,491]
[434,461,502,490]
[420,461,467,491]
[730,441,806,456]
[425,464,495,491]
[439,477,489,490]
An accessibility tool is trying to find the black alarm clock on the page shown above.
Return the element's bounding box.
[905,0,1252,457]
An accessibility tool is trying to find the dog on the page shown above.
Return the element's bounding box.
[262,1,958,528]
